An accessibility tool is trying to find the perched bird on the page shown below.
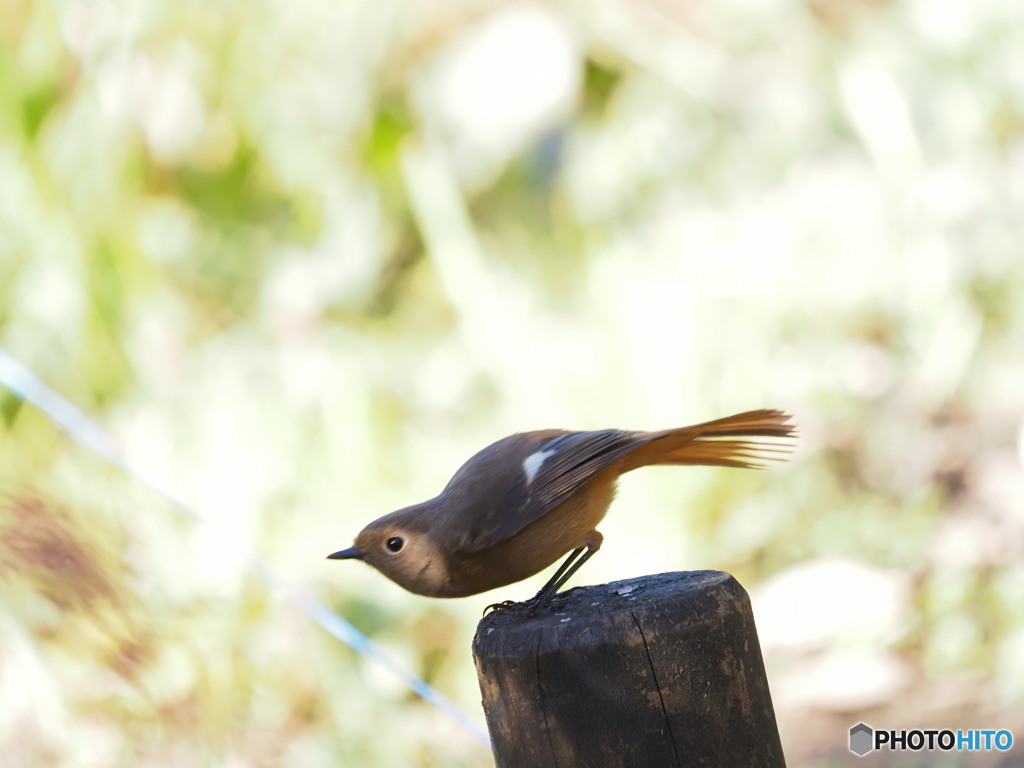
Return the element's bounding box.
[328,409,795,607]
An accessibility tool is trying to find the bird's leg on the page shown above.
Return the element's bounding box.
[529,546,587,603]
[483,532,604,615]
[482,552,582,616]
[529,545,596,608]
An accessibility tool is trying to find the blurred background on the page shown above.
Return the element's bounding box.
[2,0,1023,766]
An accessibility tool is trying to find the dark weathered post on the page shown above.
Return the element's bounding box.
[473,570,785,768]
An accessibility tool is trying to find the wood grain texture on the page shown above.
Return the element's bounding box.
[473,571,786,768]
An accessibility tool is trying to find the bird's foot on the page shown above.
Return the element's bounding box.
[550,586,587,601]
[483,599,531,617]
[483,586,588,617]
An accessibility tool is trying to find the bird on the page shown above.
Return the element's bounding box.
[327,409,795,608]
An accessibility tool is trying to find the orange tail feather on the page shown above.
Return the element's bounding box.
[627,409,796,471]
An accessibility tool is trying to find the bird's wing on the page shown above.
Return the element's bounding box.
[462,429,641,550]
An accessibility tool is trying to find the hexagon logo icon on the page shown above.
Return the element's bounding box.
[849,722,874,756]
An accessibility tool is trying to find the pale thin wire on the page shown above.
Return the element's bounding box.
[0,348,490,747]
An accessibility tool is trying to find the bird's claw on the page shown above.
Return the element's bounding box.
[483,599,530,617]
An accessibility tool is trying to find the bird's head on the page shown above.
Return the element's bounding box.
[327,506,451,597]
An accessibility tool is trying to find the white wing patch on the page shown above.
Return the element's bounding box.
[522,447,556,485]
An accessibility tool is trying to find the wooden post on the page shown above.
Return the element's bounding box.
[472,570,785,768]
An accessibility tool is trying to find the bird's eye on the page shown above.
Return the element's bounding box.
[385,536,404,553]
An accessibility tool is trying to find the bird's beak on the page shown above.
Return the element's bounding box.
[326,546,364,561]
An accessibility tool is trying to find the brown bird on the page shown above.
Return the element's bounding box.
[328,409,795,607]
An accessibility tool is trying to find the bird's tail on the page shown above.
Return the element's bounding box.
[625,409,797,471]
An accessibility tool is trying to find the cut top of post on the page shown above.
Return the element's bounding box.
[476,570,740,639]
